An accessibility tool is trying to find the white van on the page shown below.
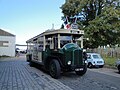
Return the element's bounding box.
[87,53,104,68]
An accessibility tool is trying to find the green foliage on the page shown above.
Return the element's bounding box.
[61,0,106,25]
[61,0,120,49]
[61,0,86,16]
[103,56,117,67]
[85,6,120,48]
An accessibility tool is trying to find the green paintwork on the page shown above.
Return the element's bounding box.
[62,43,83,66]
[42,43,83,67]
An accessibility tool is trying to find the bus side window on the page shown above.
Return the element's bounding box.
[38,45,43,51]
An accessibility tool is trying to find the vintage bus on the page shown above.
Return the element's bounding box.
[26,29,87,79]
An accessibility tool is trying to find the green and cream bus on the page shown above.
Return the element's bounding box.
[26,29,87,79]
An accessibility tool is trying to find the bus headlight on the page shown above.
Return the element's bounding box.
[68,61,71,65]
[85,60,87,64]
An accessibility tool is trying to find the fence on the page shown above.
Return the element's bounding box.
[86,47,120,58]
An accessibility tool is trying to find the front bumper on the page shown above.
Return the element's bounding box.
[75,68,84,71]
[66,65,85,71]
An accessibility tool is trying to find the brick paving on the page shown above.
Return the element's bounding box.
[0,56,72,90]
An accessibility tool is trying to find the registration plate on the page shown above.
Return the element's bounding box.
[97,61,102,63]
[75,68,83,71]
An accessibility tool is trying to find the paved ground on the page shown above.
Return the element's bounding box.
[58,69,120,90]
[0,55,120,90]
[0,56,72,90]
[88,67,120,78]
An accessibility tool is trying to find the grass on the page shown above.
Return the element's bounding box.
[103,56,118,68]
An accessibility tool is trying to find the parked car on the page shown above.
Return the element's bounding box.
[87,53,104,68]
[115,59,120,73]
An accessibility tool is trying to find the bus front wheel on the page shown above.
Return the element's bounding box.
[49,59,61,79]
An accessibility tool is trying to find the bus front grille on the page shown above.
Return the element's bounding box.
[73,49,83,66]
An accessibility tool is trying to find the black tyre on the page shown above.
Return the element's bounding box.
[99,65,104,68]
[26,54,32,62]
[49,60,61,79]
[118,65,120,74]
[29,61,34,67]
[88,63,93,68]
[75,64,87,76]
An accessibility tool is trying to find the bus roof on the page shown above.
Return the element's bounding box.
[26,29,84,43]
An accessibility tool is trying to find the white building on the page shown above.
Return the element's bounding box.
[0,29,16,57]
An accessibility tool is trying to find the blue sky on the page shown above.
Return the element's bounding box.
[0,0,65,44]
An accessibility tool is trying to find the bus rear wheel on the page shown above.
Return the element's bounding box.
[49,59,61,79]
[29,61,34,67]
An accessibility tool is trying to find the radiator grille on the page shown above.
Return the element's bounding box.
[73,49,83,66]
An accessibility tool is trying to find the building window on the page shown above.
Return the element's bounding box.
[0,41,9,47]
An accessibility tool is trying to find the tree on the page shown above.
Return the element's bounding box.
[61,0,105,25]
[61,0,120,48]
[84,6,120,48]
